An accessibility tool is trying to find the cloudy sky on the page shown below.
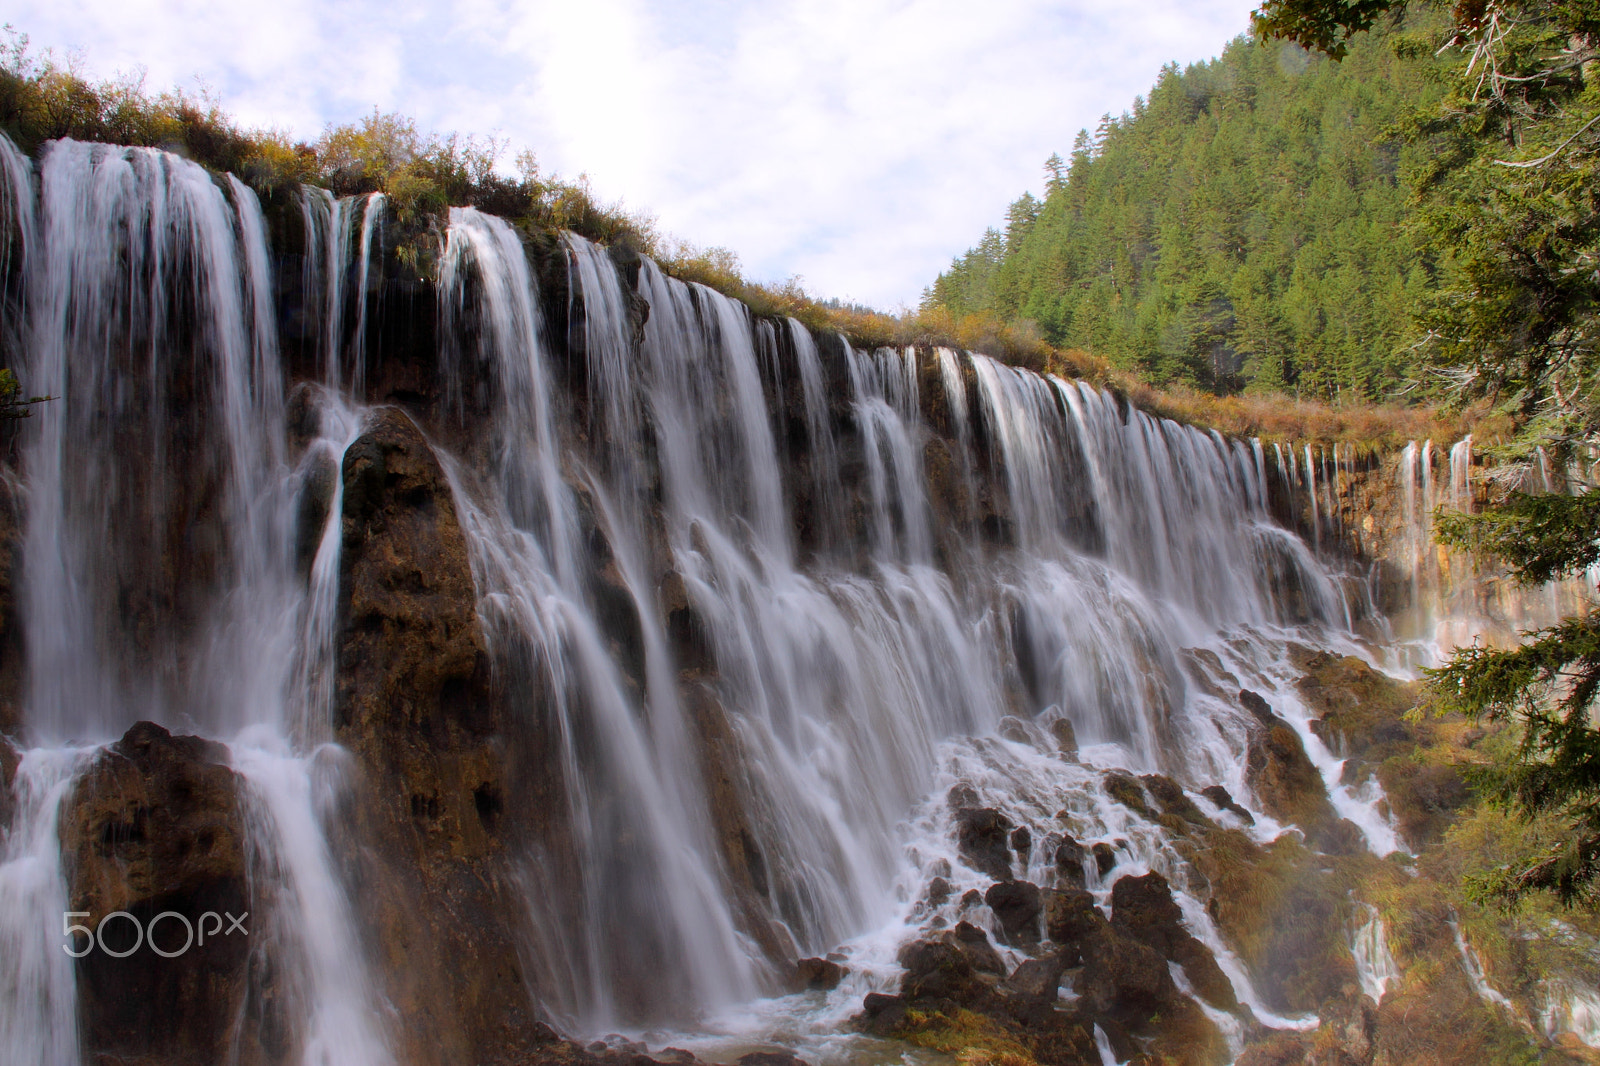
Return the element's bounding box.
[9,0,1259,308]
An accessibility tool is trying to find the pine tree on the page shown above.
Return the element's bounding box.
[1258,0,1600,905]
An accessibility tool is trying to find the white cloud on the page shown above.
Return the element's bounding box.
[6,0,1257,307]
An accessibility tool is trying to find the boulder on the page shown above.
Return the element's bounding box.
[59,721,255,1066]
[1092,841,1117,876]
[1111,872,1238,1013]
[1201,784,1256,826]
[1002,955,1065,1002]
[1241,690,1346,850]
[1055,834,1088,888]
[1103,772,1152,818]
[897,935,997,1004]
[334,408,546,1061]
[792,957,846,991]
[1043,887,1109,964]
[1141,773,1214,827]
[1049,716,1079,759]
[950,920,1008,975]
[1080,921,1179,1020]
[737,1052,810,1066]
[1010,824,1033,859]
[985,879,1042,945]
[927,876,953,905]
[0,732,16,827]
[855,992,908,1037]
[955,806,1015,881]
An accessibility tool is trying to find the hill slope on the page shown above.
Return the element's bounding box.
[924,23,1446,399]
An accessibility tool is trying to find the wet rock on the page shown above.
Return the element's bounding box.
[999,715,1032,745]
[1010,824,1033,858]
[1043,887,1108,962]
[1145,996,1231,1066]
[955,806,1015,881]
[1080,920,1179,1019]
[1201,784,1256,826]
[960,887,984,908]
[1092,841,1117,876]
[59,721,254,1066]
[792,956,846,991]
[1141,773,1212,827]
[897,935,997,1003]
[334,408,543,1062]
[948,783,980,808]
[1292,649,1417,754]
[855,992,908,1037]
[1055,835,1088,888]
[1049,716,1078,759]
[1319,818,1368,856]
[657,1051,700,1065]
[337,408,495,746]
[1241,690,1343,848]
[1111,872,1239,1013]
[1102,772,1152,818]
[1240,688,1278,726]
[737,1051,810,1066]
[1002,954,1066,1003]
[1314,991,1378,1065]
[292,447,339,579]
[927,876,953,905]
[950,920,1007,975]
[1182,647,1241,701]
[985,879,1042,945]
[1109,871,1185,950]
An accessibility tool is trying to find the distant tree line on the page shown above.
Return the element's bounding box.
[923,18,1449,399]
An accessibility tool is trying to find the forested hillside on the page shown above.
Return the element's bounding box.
[924,22,1446,399]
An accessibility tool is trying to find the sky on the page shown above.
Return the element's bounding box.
[7,0,1261,309]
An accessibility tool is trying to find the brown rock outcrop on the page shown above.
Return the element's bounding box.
[1110,871,1239,1013]
[1241,689,1357,852]
[333,408,545,1065]
[59,721,258,1066]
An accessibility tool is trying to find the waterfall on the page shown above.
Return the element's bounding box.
[1452,919,1514,1011]
[1395,434,1592,656]
[0,131,1443,1056]
[1,136,396,1065]
[1351,904,1400,1002]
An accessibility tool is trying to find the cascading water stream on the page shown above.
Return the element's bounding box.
[1351,904,1400,1003]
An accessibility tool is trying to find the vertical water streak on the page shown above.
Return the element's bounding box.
[0,749,92,1066]
[0,133,34,290]
[1450,435,1474,512]
[790,320,844,553]
[1352,904,1400,1002]
[24,140,287,739]
[1305,444,1320,551]
[846,344,932,564]
[232,739,396,1066]
[348,194,385,396]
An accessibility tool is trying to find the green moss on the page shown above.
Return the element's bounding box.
[891,1008,1036,1065]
